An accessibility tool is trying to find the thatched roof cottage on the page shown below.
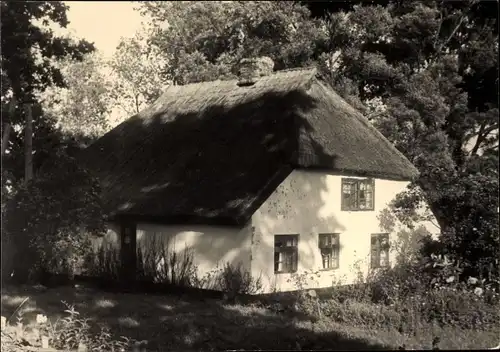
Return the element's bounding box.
[82,57,430,293]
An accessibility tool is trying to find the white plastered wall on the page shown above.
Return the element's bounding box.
[251,169,415,293]
[90,222,253,286]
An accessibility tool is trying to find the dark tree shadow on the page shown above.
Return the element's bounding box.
[1,285,392,351]
[83,85,335,227]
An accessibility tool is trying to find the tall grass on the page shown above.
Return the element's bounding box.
[84,244,120,284]
[135,236,198,287]
[85,238,261,296]
[84,237,198,287]
[194,262,263,297]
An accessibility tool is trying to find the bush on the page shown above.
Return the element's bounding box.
[2,153,105,284]
[287,254,499,336]
[47,301,138,351]
[368,263,425,305]
[86,241,262,298]
[420,286,499,330]
[320,299,409,329]
[218,262,263,297]
[367,255,499,331]
[195,262,263,297]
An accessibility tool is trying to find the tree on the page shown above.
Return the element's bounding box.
[1,1,105,284]
[0,1,94,109]
[108,27,169,117]
[2,151,106,283]
[1,1,94,186]
[316,0,498,278]
[41,52,114,143]
[138,1,327,85]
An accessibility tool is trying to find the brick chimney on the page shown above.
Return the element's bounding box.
[237,56,274,86]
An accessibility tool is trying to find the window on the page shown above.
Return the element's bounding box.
[341,178,374,211]
[274,235,298,273]
[371,233,390,268]
[319,233,340,270]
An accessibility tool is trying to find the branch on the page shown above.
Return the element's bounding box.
[1,123,11,157]
[482,125,498,136]
[134,94,141,115]
[436,0,478,56]
[480,143,499,154]
[24,104,33,182]
[429,218,442,231]
[434,5,444,50]
[329,51,342,71]
[436,15,466,55]
[470,124,498,156]
[365,111,387,122]
[1,97,16,157]
[470,124,486,156]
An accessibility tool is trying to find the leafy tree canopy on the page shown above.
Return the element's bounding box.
[1,1,95,184]
[108,27,169,116]
[138,1,328,85]
[313,0,498,277]
[1,1,94,107]
[40,53,113,142]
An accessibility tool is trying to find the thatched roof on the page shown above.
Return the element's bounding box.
[81,67,418,226]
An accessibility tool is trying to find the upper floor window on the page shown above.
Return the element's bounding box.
[319,233,340,270]
[341,178,374,211]
[371,233,390,268]
[274,234,298,273]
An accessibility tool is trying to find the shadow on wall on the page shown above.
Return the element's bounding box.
[135,223,253,284]
[378,206,434,266]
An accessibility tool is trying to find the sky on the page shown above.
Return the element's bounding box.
[37,2,145,126]
[60,1,144,58]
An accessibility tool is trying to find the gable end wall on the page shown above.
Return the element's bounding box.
[251,169,417,293]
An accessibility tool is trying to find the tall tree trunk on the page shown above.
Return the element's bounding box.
[1,97,16,157]
[1,123,11,157]
[24,103,33,182]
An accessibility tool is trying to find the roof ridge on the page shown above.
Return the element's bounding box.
[273,65,317,74]
[165,65,317,89]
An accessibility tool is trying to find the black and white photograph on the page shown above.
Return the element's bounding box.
[1,1,499,350]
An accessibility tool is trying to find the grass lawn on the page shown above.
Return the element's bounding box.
[1,284,498,351]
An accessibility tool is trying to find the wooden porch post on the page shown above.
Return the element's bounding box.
[119,221,137,287]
